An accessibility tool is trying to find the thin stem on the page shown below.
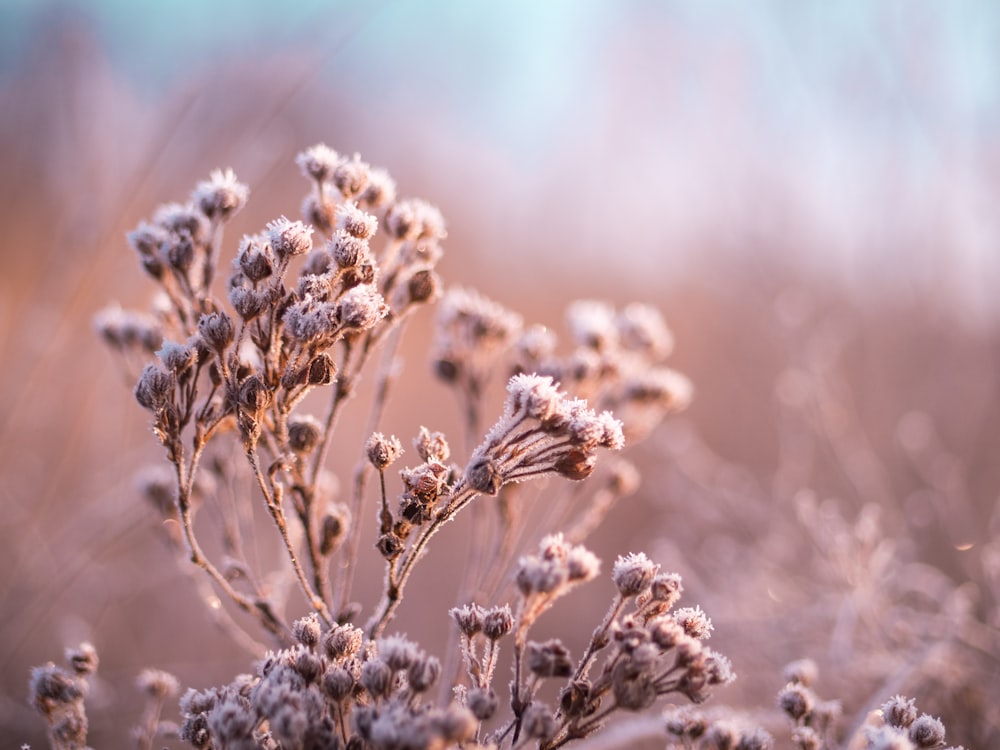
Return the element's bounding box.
[246,447,333,626]
[365,482,480,638]
[334,320,409,618]
[175,471,289,642]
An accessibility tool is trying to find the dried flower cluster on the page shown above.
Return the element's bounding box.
[30,143,972,750]
[772,662,964,750]
[450,540,735,749]
[34,144,740,749]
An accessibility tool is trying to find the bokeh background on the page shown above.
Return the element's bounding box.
[3,1,1000,747]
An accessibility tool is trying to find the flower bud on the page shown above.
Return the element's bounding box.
[288,415,322,454]
[336,285,387,330]
[267,216,313,259]
[238,375,271,413]
[293,614,321,648]
[366,433,403,470]
[66,643,99,677]
[237,236,274,281]
[229,286,269,320]
[135,364,174,410]
[449,604,483,636]
[193,168,248,222]
[198,311,235,352]
[307,353,336,385]
[329,231,368,269]
[466,456,502,495]
[333,154,370,200]
[297,144,339,182]
[335,202,378,240]
[482,605,513,640]
[612,552,658,597]
[467,688,498,721]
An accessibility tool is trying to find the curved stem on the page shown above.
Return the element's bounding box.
[365,482,479,638]
[246,447,333,626]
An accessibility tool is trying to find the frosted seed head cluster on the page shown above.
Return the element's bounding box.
[68,141,759,750]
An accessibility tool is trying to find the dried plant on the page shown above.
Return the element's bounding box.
[26,143,976,750]
[29,143,735,749]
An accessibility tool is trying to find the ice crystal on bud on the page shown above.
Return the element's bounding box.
[366,432,403,470]
[296,143,339,182]
[267,216,313,258]
[612,551,658,596]
[192,167,248,222]
[336,201,378,239]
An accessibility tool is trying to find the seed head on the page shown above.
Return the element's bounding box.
[193,167,249,222]
[229,284,270,320]
[319,504,350,556]
[293,614,322,648]
[613,552,658,597]
[450,604,484,636]
[467,687,498,721]
[329,230,369,269]
[624,368,694,413]
[288,415,322,454]
[136,668,180,699]
[296,143,339,182]
[323,624,364,661]
[482,605,513,640]
[267,216,313,259]
[466,456,502,496]
[198,311,235,352]
[783,658,818,687]
[778,682,816,722]
[674,606,713,640]
[360,167,397,207]
[301,193,334,234]
[322,665,355,702]
[65,643,98,677]
[527,639,573,678]
[359,659,393,700]
[616,303,674,358]
[336,285,387,330]
[135,364,174,411]
[128,220,168,260]
[792,726,821,750]
[333,153,371,200]
[414,427,449,463]
[908,714,946,749]
[237,234,274,281]
[566,545,601,582]
[407,654,441,693]
[158,340,198,375]
[566,300,618,351]
[522,703,557,740]
[366,433,403,470]
[238,375,271,413]
[154,202,207,243]
[336,202,378,240]
[306,353,337,385]
[882,696,919,729]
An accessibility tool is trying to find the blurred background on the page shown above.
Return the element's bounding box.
[3,1,1000,747]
